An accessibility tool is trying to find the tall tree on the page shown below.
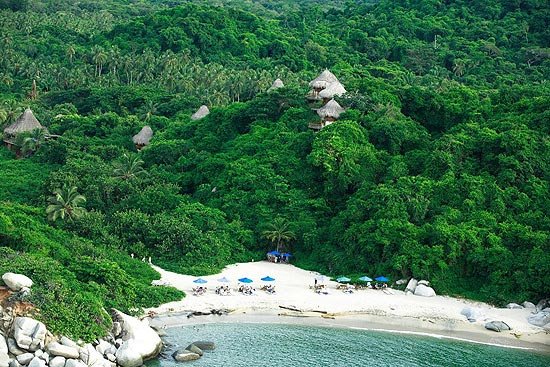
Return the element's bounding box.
[46,186,87,222]
[262,217,296,252]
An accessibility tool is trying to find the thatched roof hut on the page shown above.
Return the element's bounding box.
[132,126,153,147]
[319,81,347,99]
[317,99,345,120]
[191,105,210,120]
[4,108,43,136]
[309,69,339,90]
[268,78,284,92]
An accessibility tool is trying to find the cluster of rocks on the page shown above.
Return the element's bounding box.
[1,273,163,367]
[404,279,436,297]
[171,342,215,363]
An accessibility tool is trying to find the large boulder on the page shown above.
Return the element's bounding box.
[414,284,436,297]
[527,310,550,327]
[8,339,25,356]
[185,344,203,356]
[0,353,9,367]
[27,357,45,367]
[59,337,78,349]
[505,303,523,309]
[191,341,215,351]
[405,278,418,294]
[46,342,79,359]
[16,353,34,365]
[13,318,47,351]
[112,310,162,367]
[522,301,536,310]
[79,344,110,367]
[2,274,33,292]
[461,307,484,322]
[65,359,86,367]
[485,321,511,332]
[171,350,200,362]
[49,357,66,367]
[536,299,550,312]
[0,335,7,354]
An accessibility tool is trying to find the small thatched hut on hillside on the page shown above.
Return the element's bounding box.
[132,126,153,150]
[3,108,45,148]
[309,99,345,131]
[307,69,346,103]
[191,105,210,121]
[267,78,284,92]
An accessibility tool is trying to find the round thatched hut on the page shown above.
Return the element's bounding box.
[309,69,338,90]
[3,108,44,147]
[309,99,345,131]
[307,69,345,102]
[318,81,347,102]
[267,78,284,92]
[191,105,210,121]
[132,126,153,150]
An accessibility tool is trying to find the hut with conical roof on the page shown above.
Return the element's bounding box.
[318,81,347,103]
[3,108,45,148]
[191,105,210,121]
[132,125,153,150]
[307,69,341,101]
[309,99,345,131]
[267,78,284,92]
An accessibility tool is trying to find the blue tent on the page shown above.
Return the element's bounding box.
[358,276,373,282]
[336,276,351,283]
[261,276,275,282]
[217,277,230,283]
[193,278,208,284]
[238,277,253,283]
[267,251,281,256]
[375,276,389,282]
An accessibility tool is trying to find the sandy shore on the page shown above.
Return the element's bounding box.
[146,261,550,351]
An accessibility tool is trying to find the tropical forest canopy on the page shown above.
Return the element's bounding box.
[0,0,549,339]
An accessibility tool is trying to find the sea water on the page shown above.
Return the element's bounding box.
[148,322,550,367]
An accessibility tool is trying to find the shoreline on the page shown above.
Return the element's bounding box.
[146,261,550,353]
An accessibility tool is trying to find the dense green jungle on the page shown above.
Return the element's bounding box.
[0,0,549,340]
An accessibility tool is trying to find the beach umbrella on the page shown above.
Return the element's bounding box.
[261,276,275,282]
[375,276,389,282]
[193,278,208,284]
[238,277,253,283]
[217,277,230,283]
[336,276,351,283]
[268,250,281,256]
[282,253,292,257]
[358,276,373,282]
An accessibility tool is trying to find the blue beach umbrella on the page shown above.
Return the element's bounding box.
[261,276,275,282]
[336,276,351,283]
[238,277,253,283]
[268,250,281,256]
[358,276,373,282]
[193,278,208,284]
[282,253,292,257]
[217,277,230,283]
[375,276,389,282]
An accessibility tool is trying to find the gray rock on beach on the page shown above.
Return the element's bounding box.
[0,335,7,355]
[414,284,436,297]
[527,310,550,327]
[485,321,511,332]
[0,353,9,367]
[16,353,34,365]
[405,278,418,294]
[2,273,33,292]
[505,303,523,309]
[522,301,536,310]
[185,344,203,356]
[535,299,550,312]
[461,307,484,322]
[27,357,45,367]
[13,317,47,351]
[60,337,78,349]
[8,338,25,356]
[46,342,80,359]
[8,360,20,367]
[49,356,66,367]
[65,359,86,367]
[80,343,111,367]
[191,341,215,351]
[171,350,200,362]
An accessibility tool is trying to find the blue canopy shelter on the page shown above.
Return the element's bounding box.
[217,277,230,283]
[358,276,373,282]
[336,276,351,283]
[261,276,275,282]
[193,278,208,284]
[238,277,253,283]
[375,276,390,282]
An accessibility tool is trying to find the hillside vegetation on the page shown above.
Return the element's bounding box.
[0,0,549,338]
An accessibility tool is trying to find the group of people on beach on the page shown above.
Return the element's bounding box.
[215,285,231,296]
[238,284,255,295]
[192,286,207,296]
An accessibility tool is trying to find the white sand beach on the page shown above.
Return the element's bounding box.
[146,261,550,351]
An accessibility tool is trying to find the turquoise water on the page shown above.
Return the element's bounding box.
[149,322,550,367]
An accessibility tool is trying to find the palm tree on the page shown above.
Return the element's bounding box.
[112,153,147,180]
[46,187,87,222]
[262,217,296,253]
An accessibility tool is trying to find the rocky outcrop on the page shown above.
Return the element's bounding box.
[535,299,550,312]
[527,309,550,327]
[505,303,523,309]
[485,321,511,332]
[405,278,418,294]
[184,345,203,356]
[1,275,33,293]
[522,301,536,310]
[171,350,200,362]
[13,318,47,351]
[414,284,436,297]
[112,310,162,367]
